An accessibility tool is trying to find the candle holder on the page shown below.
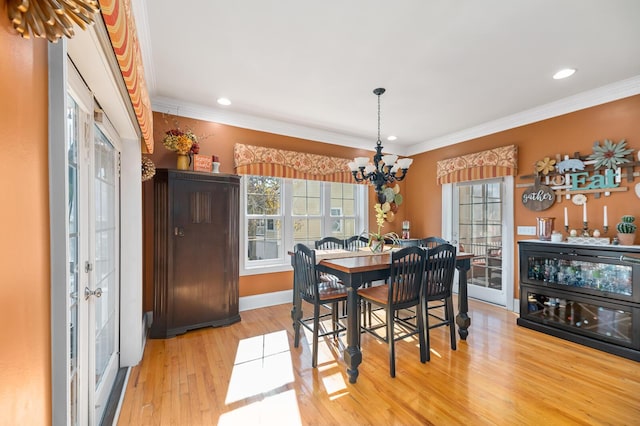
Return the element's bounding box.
[603,225,609,234]
[582,221,590,237]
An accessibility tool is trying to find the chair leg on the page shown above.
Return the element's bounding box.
[417,302,427,363]
[446,296,457,350]
[294,309,302,348]
[424,302,431,362]
[312,304,320,368]
[332,302,339,339]
[388,308,396,378]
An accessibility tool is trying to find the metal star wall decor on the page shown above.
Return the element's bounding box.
[7,0,100,43]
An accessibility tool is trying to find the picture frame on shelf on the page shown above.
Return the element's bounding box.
[193,154,213,172]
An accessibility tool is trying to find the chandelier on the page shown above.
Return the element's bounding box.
[348,88,413,199]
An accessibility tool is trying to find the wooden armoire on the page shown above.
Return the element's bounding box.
[150,169,240,338]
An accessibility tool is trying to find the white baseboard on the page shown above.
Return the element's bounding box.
[513,298,520,314]
[239,290,293,312]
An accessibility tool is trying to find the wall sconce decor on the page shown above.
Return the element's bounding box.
[7,0,100,43]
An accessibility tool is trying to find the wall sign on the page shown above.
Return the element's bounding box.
[522,183,555,211]
[518,139,639,202]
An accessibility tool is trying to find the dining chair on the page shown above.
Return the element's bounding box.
[420,236,449,249]
[423,243,458,361]
[293,243,348,368]
[357,246,427,377]
[345,234,376,325]
[344,235,369,251]
[315,236,345,250]
[417,237,450,321]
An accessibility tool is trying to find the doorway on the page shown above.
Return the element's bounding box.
[66,64,121,425]
[443,177,514,309]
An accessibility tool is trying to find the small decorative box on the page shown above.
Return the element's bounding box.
[566,237,611,245]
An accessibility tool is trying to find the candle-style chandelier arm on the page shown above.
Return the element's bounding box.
[348,88,413,194]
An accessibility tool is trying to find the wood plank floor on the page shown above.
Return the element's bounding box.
[117,299,640,425]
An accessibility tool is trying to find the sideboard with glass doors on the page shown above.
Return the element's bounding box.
[518,240,640,361]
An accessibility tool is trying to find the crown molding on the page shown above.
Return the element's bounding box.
[151,96,401,153]
[406,75,640,156]
[130,0,156,93]
[152,75,639,158]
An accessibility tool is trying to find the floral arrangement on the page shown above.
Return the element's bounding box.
[363,202,400,251]
[162,129,199,155]
[141,157,156,181]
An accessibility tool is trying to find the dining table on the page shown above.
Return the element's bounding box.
[290,247,474,384]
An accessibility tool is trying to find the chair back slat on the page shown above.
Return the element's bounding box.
[294,243,319,302]
[389,246,426,306]
[345,235,368,251]
[315,237,345,250]
[424,244,457,299]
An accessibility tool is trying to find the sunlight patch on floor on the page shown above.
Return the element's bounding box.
[219,389,302,426]
[322,372,347,396]
[225,330,294,404]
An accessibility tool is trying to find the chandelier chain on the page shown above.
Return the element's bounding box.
[377,91,382,146]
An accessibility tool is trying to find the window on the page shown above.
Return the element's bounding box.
[246,176,283,265]
[241,176,367,275]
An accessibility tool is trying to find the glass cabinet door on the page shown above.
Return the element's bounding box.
[522,287,637,349]
[524,252,634,300]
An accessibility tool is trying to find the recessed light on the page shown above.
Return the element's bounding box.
[553,68,576,80]
[387,135,397,141]
[217,97,231,106]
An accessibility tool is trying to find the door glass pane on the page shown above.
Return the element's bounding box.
[93,127,117,392]
[66,95,80,426]
[458,181,503,292]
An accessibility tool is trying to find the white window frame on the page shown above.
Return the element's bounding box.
[240,176,368,276]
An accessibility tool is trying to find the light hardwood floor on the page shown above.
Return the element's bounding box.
[117,299,640,425]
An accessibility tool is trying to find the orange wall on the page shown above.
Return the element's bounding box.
[404,95,640,297]
[0,6,51,425]
[145,96,640,305]
[143,113,389,306]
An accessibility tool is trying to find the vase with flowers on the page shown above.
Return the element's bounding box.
[363,202,400,253]
[163,129,199,170]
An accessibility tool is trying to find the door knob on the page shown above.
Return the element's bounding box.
[84,287,103,300]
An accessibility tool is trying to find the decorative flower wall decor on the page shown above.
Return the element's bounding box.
[7,0,100,43]
[535,157,556,175]
[587,139,634,169]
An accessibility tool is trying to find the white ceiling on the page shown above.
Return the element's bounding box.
[133,0,640,155]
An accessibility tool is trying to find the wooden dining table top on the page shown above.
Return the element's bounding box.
[318,250,475,273]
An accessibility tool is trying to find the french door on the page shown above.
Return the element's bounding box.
[67,65,121,425]
[445,177,514,308]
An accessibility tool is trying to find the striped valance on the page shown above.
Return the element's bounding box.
[100,0,154,153]
[234,143,354,183]
[436,145,518,184]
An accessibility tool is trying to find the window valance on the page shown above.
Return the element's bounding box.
[100,0,154,153]
[234,143,354,183]
[436,145,518,184]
